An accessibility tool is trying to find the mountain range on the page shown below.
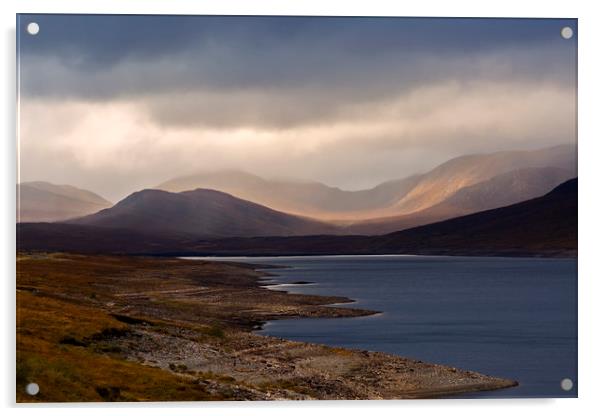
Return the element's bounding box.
[17,178,577,257]
[17,144,577,251]
[157,144,575,224]
[166,177,578,257]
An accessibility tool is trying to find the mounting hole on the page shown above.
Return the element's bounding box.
[25,382,39,396]
[26,22,40,35]
[560,26,573,40]
[560,378,573,391]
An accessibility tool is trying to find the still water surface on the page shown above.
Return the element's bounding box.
[187,255,577,398]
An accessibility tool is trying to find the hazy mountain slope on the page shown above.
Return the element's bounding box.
[345,166,575,235]
[67,188,338,237]
[373,178,577,256]
[392,144,576,215]
[18,182,112,222]
[157,144,575,220]
[157,170,421,220]
[184,177,578,257]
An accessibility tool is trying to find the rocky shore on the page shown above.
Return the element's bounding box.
[16,253,517,401]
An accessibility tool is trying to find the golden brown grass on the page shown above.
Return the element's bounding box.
[16,290,220,402]
[14,252,373,401]
[15,253,240,402]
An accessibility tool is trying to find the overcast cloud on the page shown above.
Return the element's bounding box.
[17,15,577,201]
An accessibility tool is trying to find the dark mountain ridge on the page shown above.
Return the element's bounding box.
[67,188,338,238]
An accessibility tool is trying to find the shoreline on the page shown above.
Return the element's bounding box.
[180,251,576,260]
[188,260,520,399]
[17,252,518,401]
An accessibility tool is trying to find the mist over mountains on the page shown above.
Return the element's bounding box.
[157,170,423,221]
[18,144,576,247]
[155,144,576,232]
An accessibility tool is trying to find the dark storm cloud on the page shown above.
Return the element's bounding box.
[19,15,576,99]
[18,15,576,66]
[18,15,577,130]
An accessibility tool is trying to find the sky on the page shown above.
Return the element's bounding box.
[17,15,577,202]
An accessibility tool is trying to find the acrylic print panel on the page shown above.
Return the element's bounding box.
[16,14,577,402]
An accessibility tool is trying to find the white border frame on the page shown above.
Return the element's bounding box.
[3,1,601,415]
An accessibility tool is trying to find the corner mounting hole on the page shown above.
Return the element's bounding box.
[560,26,573,40]
[26,22,40,36]
[560,378,573,391]
[26,382,39,396]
